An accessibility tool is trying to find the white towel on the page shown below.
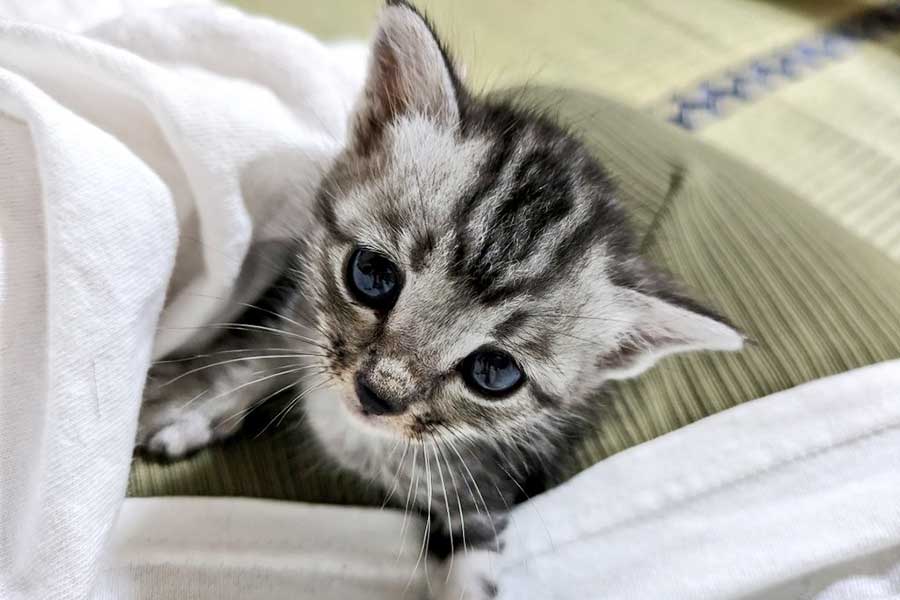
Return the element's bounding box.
[499,359,900,600]
[0,3,366,599]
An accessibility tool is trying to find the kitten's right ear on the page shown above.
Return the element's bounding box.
[349,1,462,155]
[599,288,745,381]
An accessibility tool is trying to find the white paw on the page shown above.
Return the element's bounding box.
[433,550,499,600]
[137,358,265,459]
[143,411,213,459]
[137,365,215,459]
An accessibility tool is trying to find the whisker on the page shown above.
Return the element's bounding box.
[216,368,327,428]
[369,437,405,498]
[443,433,501,552]
[435,439,467,558]
[204,364,317,404]
[381,440,411,509]
[255,378,332,437]
[178,292,319,338]
[430,435,455,582]
[407,442,434,596]
[153,346,324,365]
[441,435,483,519]
[159,322,324,346]
[275,378,330,428]
[178,387,209,412]
[159,354,319,388]
[397,445,420,561]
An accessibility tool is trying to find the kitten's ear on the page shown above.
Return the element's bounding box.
[350,1,462,154]
[600,288,744,381]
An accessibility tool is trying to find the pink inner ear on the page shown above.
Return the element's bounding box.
[595,334,672,375]
[350,37,402,157]
[595,289,743,381]
[349,5,461,157]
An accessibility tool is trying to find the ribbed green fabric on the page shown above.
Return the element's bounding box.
[129,0,900,500]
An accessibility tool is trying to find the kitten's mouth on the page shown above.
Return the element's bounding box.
[339,389,403,434]
[337,386,434,441]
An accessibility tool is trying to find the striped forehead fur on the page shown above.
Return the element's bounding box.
[322,102,630,306]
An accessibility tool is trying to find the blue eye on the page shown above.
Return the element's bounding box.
[346,247,402,310]
[461,349,525,397]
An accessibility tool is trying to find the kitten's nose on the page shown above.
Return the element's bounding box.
[355,373,405,416]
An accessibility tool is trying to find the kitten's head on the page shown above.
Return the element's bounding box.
[299,1,742,455]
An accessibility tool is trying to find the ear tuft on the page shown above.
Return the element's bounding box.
[350,1,462,155]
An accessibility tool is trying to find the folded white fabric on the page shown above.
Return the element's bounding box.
[95,497,433,600]
[94,361,900,600]
[499,359,900,600]
[0,3,365,599]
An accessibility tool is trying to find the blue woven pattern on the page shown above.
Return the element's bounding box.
[665,3,900,130]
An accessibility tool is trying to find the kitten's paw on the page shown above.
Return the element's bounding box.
[137,364,215,460]
[434,577,498,600]
[433,550,499,600]
[142,411,213,459]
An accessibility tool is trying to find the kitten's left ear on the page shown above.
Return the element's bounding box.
[601,288,745,381]
[350,1,463,154]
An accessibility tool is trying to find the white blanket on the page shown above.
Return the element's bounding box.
[0,3,365,599]
[93,360,900,600]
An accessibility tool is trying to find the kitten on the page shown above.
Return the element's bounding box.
[137,1,743,598]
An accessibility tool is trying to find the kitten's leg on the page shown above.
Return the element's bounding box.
[137,355,295,459]
[433,549,501,600]
[430,514,505,600]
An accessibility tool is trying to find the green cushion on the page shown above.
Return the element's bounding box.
[129,87,900,500]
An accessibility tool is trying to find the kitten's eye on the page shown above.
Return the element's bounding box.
[461,349,524,397]
[346,247,402,310]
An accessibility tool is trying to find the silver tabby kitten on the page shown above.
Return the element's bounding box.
[138,2,743,598]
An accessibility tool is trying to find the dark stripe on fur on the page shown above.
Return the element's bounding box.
[492,309,531,341]
[447,98,623,305]
[409,228,436,272]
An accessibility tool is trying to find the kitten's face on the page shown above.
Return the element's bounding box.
[307,115,616,446]
[296,2,742,452]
